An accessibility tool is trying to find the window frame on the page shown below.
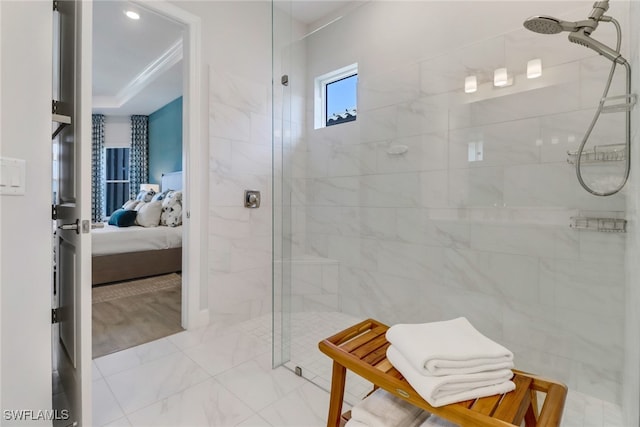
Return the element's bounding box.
[104,147,131,217]
[314,63,358,129]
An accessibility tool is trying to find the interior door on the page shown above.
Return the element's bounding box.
[52,1,92,425]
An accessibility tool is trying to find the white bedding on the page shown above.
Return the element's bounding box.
[92,224,183,256]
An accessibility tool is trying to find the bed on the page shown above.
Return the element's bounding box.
[91,171,183,286]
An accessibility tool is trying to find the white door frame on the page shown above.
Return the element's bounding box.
[133,1,207,329]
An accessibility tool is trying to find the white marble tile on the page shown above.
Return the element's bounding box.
[94,338,180,378]
[376,134,448,175]
[327,142,377,177]
[215,352,307,411]
[377,240,444,284]
[359,63,421,111]
[93,361,103,382]
[231,141,271,176]
[469,223,579,259]
[358,106,398,143]
[103,417,132,427]
[444,248,539,303]
[448,118,541,169]
[209,207,251,240]
[418,170,449,208]
[396,96,450,136]
[359,173,421,208]
[235,414,273,427]
[126,378,254,427]
[184,330,270,377]
[210,102,252,142]
[258,381,330,427]
[93,379,124,427]
[211,70,268,115]
[105,353,210,414]
[448,167,503,208]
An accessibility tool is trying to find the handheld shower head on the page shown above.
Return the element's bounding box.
[568,29,627,65]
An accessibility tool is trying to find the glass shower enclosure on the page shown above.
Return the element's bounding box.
[273,0,639,423]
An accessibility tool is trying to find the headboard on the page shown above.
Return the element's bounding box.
[161,171,183,192]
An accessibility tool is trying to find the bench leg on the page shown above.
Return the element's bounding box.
[524,389,539,426]
[327,361,347,427]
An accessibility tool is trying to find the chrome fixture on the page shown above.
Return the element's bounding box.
[523,0,635,196]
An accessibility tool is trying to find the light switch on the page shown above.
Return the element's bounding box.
[0,157,26,195]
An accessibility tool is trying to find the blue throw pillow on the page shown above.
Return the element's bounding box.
[108,209,138,227]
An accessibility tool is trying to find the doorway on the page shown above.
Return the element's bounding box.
[90,1,187,359]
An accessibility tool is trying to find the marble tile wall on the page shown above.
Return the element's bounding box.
[623,2,640,425]
[292,1,631,404]
[209,69,273,325]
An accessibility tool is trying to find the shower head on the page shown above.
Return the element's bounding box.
[523,16,576,34]
[568,29,627,65]
[523,2,610,35]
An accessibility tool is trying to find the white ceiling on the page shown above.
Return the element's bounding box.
[92,1,355,116]
[92,1,184,116]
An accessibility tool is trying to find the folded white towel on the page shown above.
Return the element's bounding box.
[386,317,514,376]
[419,414,459,427]
[387,346,515,407]
[350,388,428,427]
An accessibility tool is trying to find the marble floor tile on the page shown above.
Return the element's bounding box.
[94,337,180,378]
[93,378,125,427]
[235,414,273,427]
[103,416,132,427]
[105,352,210,414]
[126,378,254,427]
[214,352,307,411]
[258,381,331,427]
[184,330,270,376]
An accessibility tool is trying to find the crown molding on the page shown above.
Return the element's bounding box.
[93,38,183,110]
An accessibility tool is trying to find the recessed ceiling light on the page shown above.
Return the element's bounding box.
[125,10,140,20]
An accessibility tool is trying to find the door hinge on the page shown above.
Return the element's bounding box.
[52,205,58,221]
[53,1,59,12]
[52,307,61,324]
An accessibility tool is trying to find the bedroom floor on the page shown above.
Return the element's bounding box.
[92,273,183,358]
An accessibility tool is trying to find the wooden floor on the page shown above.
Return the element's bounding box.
[92,273,183,358]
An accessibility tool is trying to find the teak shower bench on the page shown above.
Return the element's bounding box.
[318,319,568,427]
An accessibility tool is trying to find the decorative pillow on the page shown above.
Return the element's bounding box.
[108,209,138,227]
[135,201,163,227]
[160,190,183,227]
[151,190,172,202]
[122,199,140,210]
[135,189,156,203]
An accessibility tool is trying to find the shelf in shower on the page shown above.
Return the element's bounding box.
[570,216,626,233]
[566,143,626,164]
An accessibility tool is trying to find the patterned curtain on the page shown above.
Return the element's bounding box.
[129,115,149,199]
[91,114,106,222]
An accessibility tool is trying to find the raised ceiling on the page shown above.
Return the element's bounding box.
[92,1,356,116]
[92,1,184,116]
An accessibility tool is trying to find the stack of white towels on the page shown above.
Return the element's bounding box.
[345,388,458,427]
[385,317,515,408]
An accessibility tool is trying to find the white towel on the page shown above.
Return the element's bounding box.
[387,346,515,408]
[350,388,428,427]
[386,317,514,376]
[418,415,459,427]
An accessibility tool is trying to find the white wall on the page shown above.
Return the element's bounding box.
[293,0,630,403]
[0,1,53,424]
[623,1,640,424]
[171,1,273,326]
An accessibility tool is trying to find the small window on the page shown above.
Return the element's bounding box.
[105,147,130,216]
[315,63,358,129]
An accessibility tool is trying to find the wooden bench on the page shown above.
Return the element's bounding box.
[318,319,567,427]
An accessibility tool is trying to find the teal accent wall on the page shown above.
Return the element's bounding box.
[148,96,182,185]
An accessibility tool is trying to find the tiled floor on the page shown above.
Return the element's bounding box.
[87,312,625,427]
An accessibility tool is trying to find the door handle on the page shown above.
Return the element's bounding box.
[58,219,80,234]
